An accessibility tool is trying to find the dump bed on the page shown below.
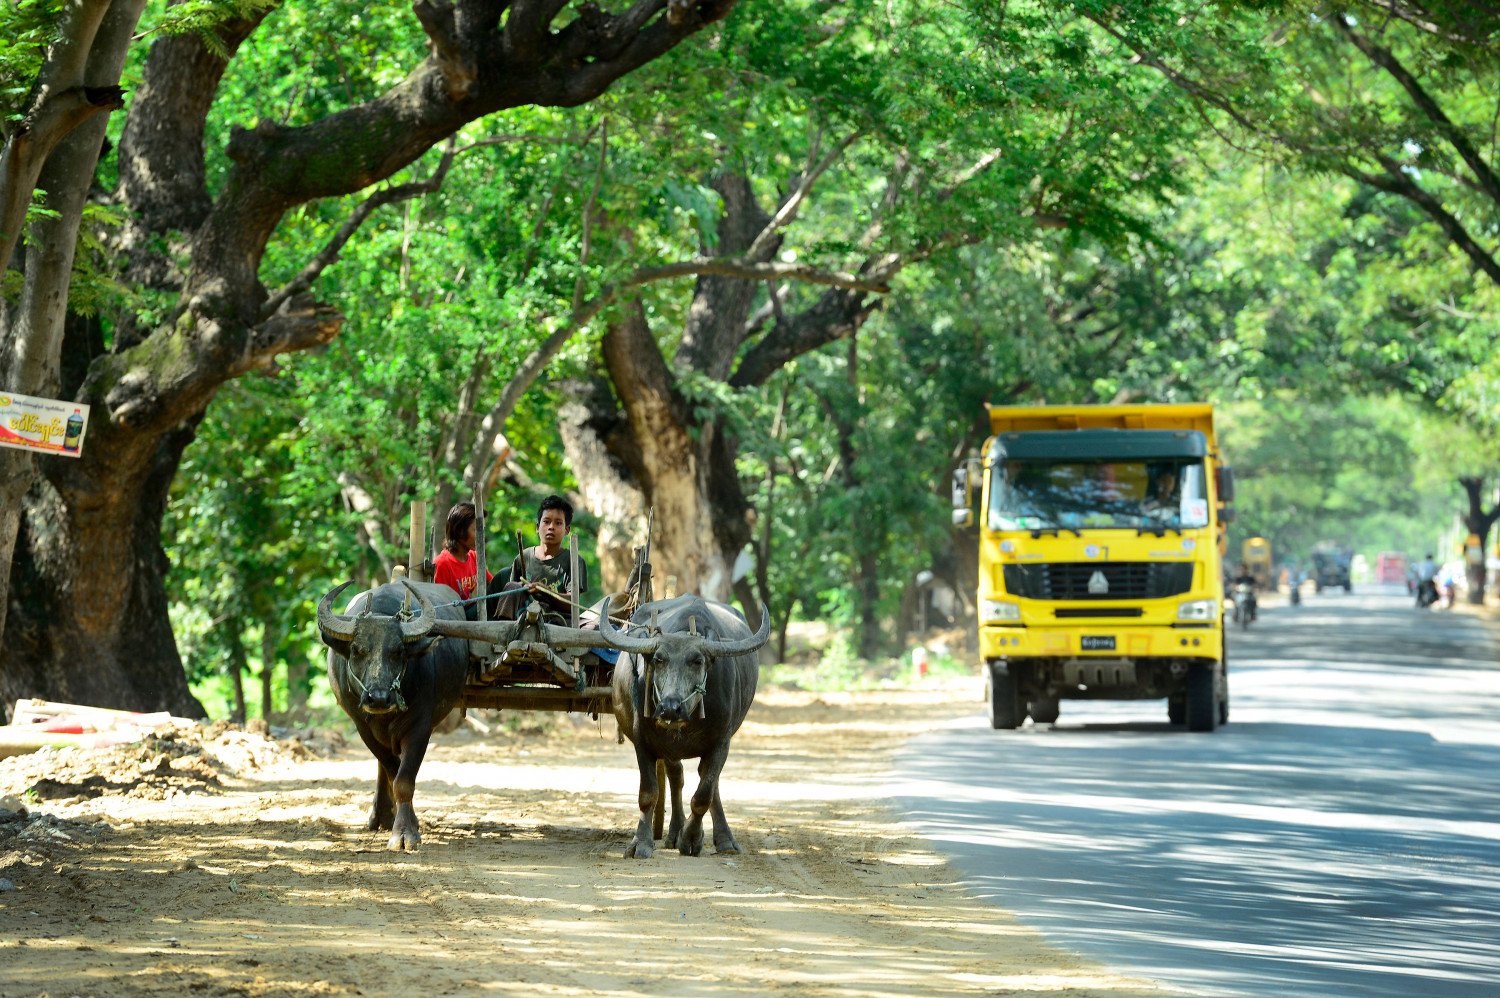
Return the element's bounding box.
[988,403,1216,446]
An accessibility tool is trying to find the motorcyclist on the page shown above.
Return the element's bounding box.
[1285,562,1303,605]
[1415,553,1439,608]
[1230,562,1258,622]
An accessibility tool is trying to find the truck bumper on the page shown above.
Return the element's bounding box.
[980,624,1221,662]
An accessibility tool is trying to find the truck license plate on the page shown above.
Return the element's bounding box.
[1080,635,1116,651]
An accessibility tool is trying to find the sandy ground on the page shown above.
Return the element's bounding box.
[0,680,1173,997]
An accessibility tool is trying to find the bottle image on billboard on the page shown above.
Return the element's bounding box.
[64,409,84,452]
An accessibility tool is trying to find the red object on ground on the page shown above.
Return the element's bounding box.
[39,721,87,734]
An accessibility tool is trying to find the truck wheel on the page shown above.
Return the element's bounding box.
[1028,697,1060,725]
[1185,663,1218,732]
[1218,656,1230,725]
[1167,696,1186,725]
[986,662,1023,730]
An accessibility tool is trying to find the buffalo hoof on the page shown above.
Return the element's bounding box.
[368,809,394,832]
[714,836,742,855]
[678,825,705,857]
[624,837,655,859]
[387,827,420,851]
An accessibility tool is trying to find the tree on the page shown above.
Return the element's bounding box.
[0,0,737,720]
[552,0,1203,632]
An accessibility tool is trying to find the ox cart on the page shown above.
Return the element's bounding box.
[397,493,650,721]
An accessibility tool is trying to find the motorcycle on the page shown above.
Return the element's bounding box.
[1232,580,1258,628]
[1415,578,1439,609]
[1288,579,1301,606]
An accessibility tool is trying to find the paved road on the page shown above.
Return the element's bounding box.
[894,589,1500,996]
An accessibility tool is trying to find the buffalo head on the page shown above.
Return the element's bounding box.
[317,580,437,715]
[599,601,770,725]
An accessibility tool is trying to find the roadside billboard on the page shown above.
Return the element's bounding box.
[0,391,89,458]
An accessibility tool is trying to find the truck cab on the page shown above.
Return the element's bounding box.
[954,403,1231,732]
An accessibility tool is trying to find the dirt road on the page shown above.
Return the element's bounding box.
[1,683,1170,997]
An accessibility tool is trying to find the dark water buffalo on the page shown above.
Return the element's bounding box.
[316,579,469,850]
[599,595,771,858]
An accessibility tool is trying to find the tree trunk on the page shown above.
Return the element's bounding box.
[2,418,207,718]
[260,622,277,721]
[227,618,247,726]
[1460,476,1499,605]
[602,300,740,602]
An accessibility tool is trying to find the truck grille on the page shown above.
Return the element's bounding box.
[1003,562,1194,600]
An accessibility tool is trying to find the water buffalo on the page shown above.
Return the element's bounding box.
[599,595,771,858]
[316,579,468,850]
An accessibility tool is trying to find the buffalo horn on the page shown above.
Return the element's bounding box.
[701,603,773,657]
[398,580,436,641]
[317,582,357,641]
[598,593,662,655]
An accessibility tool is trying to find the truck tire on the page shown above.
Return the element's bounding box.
[1028,696,1060,725]
[986,662,1023,730]
[1167,696,1186,725]
[1186,663,1218,732]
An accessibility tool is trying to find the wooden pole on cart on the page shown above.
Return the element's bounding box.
[472,486,488,622]
[568,533,580,629]
[408,500,428,583]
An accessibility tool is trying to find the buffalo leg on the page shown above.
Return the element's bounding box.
[651,758,666,839]
[354,730,400,831]
[625,743,660,859]
[679,741,731,857]
[371,761,397,831]
[662,759,686,849]
[709,785,740,855]
[387,728,432,851]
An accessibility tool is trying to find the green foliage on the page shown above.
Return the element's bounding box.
[0,0,63,124]
[1220,394,1456,564]
[110,0,1499,705]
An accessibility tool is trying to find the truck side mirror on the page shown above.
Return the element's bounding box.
[952,507,974,528]
[950,467,969,510]
[1215,465,1235,502]
[1219,507,1236,525]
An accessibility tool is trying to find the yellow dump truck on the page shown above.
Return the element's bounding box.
[952,403,1233,732]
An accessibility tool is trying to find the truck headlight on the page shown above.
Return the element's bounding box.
[1177,599,1219,621]
[980,599,1021,622]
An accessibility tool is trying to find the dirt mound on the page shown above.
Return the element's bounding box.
[0,723,347,804]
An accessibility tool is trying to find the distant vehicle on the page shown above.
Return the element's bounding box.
[1311,543,1353,593]
[1375,552,1408,586]
[1242,537,1273,590]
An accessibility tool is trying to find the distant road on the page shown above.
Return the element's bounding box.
[894,588,1500,997]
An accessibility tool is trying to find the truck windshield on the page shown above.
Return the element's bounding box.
[988,459,1209,532]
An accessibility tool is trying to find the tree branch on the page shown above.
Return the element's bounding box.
[1355,156,1500,284]
[1333,12,1500,210]
[0,0,116,276]
[745,130,861,261]
[415,0,479,101]
[458,251,884,484]
[260,141,457,319]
